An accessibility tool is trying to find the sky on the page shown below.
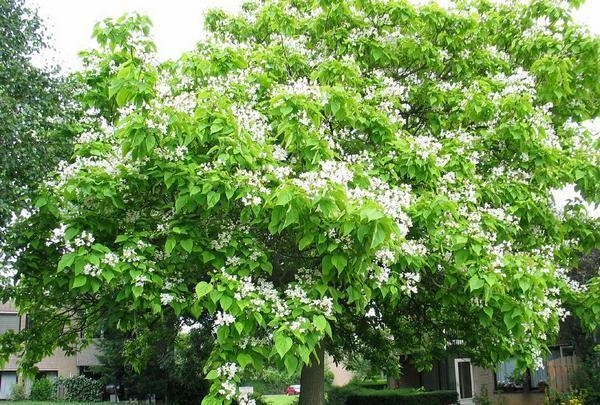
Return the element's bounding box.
[25,0,599,215]
[28,0,600,70]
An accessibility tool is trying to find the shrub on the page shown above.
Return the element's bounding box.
[241,365,300,394]
[9,382,27,401]
[345,388,457,405]
[29,377,55,401]
[55,375,103,402]
[327,385,362,405]
[354,380,388,390]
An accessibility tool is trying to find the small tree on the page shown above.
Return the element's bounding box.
[1,1,599,405]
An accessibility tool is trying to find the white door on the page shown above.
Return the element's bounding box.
[454,358,474,403]
[0,371,17,400]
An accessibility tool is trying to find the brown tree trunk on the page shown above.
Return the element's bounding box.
[298,345,325,405]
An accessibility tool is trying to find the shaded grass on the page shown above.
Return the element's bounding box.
[263,394,298,405]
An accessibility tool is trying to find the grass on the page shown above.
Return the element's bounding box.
[263,394,298,405]
[1,402,104,404]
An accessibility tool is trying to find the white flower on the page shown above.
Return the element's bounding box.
[82,264,101,277]
[214,311,235,331]
[273,144,288,161]
[102,252,120,267]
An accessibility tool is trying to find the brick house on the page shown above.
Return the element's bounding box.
[0,301,102,399]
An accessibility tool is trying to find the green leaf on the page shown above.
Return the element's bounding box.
[274,333,293,358]
[284,354,299,376]
[207,191,220,209]
[220,295,233,311]
[205,370,218,380]
[57,254,75,271]
[298,233,314,250]
[314,315,327,331]
[370,223,386,249]
[72,275,87,288]
[504,312,517,330]
[195,281,213,299]
[331,254,347,272]
[34,197,47,208]
[237,353,253,368]
[469,276,485,291]
[180,239,194,253]
[165,237,176,254]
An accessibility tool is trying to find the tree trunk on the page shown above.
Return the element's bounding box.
[298,345,325,405]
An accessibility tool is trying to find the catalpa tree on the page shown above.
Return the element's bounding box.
[1,0,600,404]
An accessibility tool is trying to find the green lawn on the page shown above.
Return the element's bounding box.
[263,394,299,405]
[1,402,104,405]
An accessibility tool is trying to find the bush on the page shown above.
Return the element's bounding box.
[328,386,457,405]
[9,382,27,401]
[241,365,300,394]
[327,385,361,405]
[55,375,103,402]
[29,377,55,401]
[354,380,388,390]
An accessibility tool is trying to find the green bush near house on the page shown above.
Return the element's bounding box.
[327,385,457,405]
[353,380,388,390]
[29,377,55,401]
[54,375,103,402]
[347,389,458,405]
[9,382,27,401]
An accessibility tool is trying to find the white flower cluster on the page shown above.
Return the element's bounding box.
[74,231,95,248]
[293,160,354,196]
[400,240,428,256]
[214,311,236,332]
[410,135,443,160]
[272,144,288,161]
[155,145,188,161]
[46,224,68,247]
[134,274,149,287]
[232,104,270,144]
[82,263,102,277]
[102,252,120,267]
[160,293,175,305]
[348,177,413,236]
[275,77,328,105]
[399,272,420,295]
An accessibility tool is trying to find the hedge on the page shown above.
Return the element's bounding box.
[347,389,458,405]
[327,386,458,405]
[54,375,103,402]
[354,380,388,390]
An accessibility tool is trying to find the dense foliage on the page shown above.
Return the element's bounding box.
[0,0,76,230]
[1,0,599,404]
[55,375,104,402]
[29,377,55,401]
[327,386,457,405]
[95,319,212,403]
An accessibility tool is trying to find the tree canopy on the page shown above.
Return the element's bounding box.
[0,0,76,229]
[1,0,599,404]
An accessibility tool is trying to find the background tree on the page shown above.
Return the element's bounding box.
[96,316,212,403]
[1,1,599,405]
[0,0,76,230]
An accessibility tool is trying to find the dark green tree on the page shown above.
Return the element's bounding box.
[0,0,75,229]
[95,315,212,404]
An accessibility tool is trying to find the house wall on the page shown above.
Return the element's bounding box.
[397,359,421,389]
[325,355,353,387]
[472,364,495,398]
[0,301,101,386]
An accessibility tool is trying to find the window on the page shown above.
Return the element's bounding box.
[0,313,19,334]
[495,357,548,392]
